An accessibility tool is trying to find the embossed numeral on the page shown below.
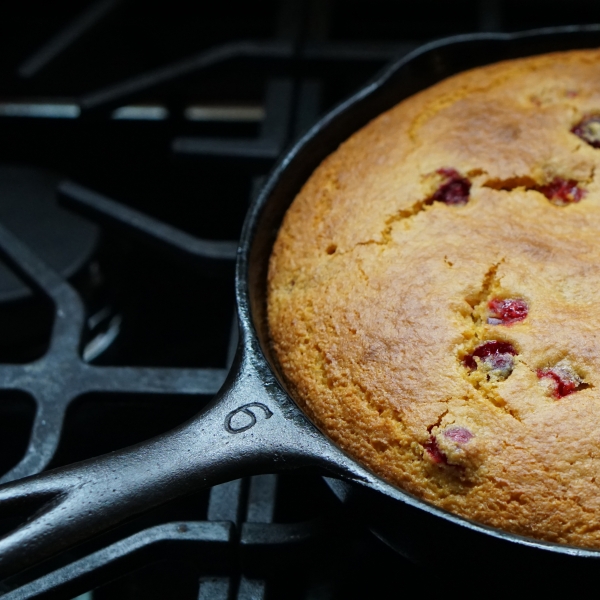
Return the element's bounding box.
[225,403,273,433]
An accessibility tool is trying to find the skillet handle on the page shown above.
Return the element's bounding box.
[0,344,361,577]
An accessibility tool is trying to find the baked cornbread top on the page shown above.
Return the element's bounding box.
[267,49,600,549]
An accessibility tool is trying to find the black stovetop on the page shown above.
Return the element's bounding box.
[0,1,599,598]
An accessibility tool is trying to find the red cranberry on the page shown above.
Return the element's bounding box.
[537,177,585,206]
[487,298,528,326]
[464,340,517,369]
[423,436,447,464]
[444,427,473,444]
[572,115,600,148]
[464,340,517,379]
[431,168,471,206]
[537,364,583,398]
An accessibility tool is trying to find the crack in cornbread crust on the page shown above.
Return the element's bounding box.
[267,49,600,548]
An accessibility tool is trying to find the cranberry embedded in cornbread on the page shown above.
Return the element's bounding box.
[572,115,600,148]
[464,340,517,369]
[444,427,473,444]
[487,298,528,325]
[431,168,471,206]
[423,436,447,464]
[464,340,517,379]
[538,177,585,206]
[537,363,584,398]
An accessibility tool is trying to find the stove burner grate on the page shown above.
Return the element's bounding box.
[0,198,230,483]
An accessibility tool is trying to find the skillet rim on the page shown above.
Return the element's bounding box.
[236,24,600,560]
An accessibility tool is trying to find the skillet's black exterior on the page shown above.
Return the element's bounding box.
[1,25,600,583]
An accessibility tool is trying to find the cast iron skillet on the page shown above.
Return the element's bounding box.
[1,25,600,580]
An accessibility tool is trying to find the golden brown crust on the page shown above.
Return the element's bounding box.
[267,49,600,548]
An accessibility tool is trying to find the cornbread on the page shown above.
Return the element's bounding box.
[267,49,600,548]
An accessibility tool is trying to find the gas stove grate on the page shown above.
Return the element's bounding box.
[0,208,229,484]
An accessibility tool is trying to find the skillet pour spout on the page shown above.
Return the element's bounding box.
[0,332,363,578]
